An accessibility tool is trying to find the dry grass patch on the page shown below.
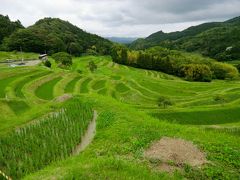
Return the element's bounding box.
[144,137,208,173]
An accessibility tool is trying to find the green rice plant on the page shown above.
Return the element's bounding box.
[80,78,92,93]
[5,100,29,115]
[92,80,106,90]
[35,77,62,100]
[14,71,52,98]
[0,70,38,98]
[98,88,108,95]
[64,76,82,93]
[0,99,93,179]
[0,76,19,98]
[151,107,240,125]
[115,83,130,93]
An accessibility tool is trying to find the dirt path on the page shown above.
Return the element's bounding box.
[72,110,97,155]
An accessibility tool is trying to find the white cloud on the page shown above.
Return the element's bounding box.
[0,0,240,37]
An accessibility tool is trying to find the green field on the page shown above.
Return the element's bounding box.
[0,53,239,179]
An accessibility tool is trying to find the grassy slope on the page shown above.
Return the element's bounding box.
[25,95,240,179]
[0,54,239,179]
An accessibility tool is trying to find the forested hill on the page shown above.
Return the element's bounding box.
[0,15,23,44]
[129,16,240,61]
[1,17,112,56]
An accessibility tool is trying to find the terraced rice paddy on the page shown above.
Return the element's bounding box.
[35,77,62,100]
[0,55,240,179]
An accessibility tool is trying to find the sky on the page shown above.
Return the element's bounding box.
[1,0,240,37]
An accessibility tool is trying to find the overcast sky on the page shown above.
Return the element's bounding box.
[1,0,240,37]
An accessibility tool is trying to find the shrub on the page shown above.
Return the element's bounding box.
[214,94,226,106]
[180,64,212,82]
[77,69,82,74]
[88,61,97,72]
[86,48,98,56]
[158,96,174,108]
[236,64,240,72]
[211,62,238,80]
[44,60,51,68]
[52,52,72,66]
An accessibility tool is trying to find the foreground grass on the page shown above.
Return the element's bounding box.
[24,95,240,179]
[0,98,93,179]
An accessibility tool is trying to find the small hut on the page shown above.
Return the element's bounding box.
[39,54,48,60]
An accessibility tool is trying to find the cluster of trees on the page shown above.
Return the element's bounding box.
[111,46,239,82]
[129,16,240,61]
[0,15,23,44]
[52,52,72,67]
[0,17,112,56]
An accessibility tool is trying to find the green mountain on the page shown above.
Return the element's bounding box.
[106,37,139,44]
[2,17,112,55]
[130,16,240,61]
[0,15,23,44]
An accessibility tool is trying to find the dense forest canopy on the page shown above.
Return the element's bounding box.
[0,15,23,44]
[130,16,240,61]
[1,17,112,56]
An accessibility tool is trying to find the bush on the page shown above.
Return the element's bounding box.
[88,61,97,72]
[86,48,98,56]
[158,96,174,108]
[180,64,212,82]
[236,64,240,72]
[52,52,72,66]
[44,60,51,68]
[214,94,226,106]
[211,62,238,80]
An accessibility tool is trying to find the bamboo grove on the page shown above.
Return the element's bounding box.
[0,99,93,179]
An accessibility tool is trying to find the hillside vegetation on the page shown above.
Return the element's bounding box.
[130,16,240,61]
[0,15,23,44]
[0,17,112,56]
[111,45,239,82]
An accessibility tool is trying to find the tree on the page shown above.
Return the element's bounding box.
[236,64,240,72]
[211,62,238,80]
[88,61,97,72]
[52,52,72,66]
[2,17,112,55]
[180,64,212,82]
[158,96,174,108]
[67,42,83,56]
[0,15,23,44]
